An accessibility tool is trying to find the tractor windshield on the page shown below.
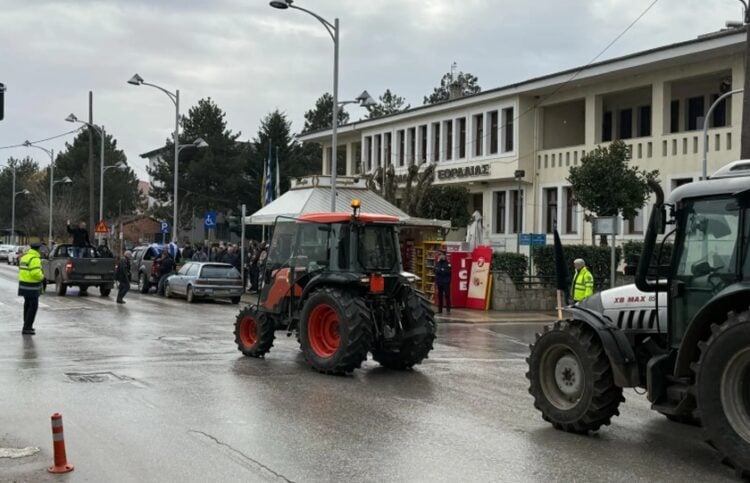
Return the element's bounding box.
[357,224,399,272]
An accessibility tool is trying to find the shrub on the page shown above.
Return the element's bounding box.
[533,244,622,290]
[622,240,673,267]
[492,252,528,285]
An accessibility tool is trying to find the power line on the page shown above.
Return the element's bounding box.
[362,0,661,167]
[0,127,83,151]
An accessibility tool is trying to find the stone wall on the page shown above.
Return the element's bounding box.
[491,272,557,311]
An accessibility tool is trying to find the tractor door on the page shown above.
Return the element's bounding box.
[669,197,740,348]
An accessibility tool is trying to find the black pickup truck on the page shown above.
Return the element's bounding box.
[42,244,116,296]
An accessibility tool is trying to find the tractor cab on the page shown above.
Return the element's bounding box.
[258,206,403,314]
[234,200,436,375]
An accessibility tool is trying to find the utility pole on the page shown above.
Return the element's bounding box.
[739,2,750,158]
[88,91,95,238]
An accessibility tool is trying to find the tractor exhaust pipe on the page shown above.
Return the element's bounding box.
[635,179,668,293]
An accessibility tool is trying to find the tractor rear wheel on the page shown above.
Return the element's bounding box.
[694,310,750,478]
[372,289,436,370]
[234,306,275,358]
[527,321,624,433]
[300,287,373,374]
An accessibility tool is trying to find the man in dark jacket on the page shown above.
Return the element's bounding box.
[66,219,90,258]
[435,251,452,314]
[115,251,132,304]
[157,251,175,296]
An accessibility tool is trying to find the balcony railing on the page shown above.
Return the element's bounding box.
[537,126,736,171]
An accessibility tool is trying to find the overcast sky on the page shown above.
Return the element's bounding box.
[0,0,743,179]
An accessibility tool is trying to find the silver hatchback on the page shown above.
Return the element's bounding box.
[165,262,243,304]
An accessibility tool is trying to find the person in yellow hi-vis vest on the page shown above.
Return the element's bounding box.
[18,242,45,335]
[571,258,595,303]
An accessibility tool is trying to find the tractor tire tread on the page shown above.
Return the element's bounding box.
[234,305,275,358]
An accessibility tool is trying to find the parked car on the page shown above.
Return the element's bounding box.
[7,245,26,265]
[165,262,243,304]
[131,244,165,293]
[42,244,116,296]
[0,244,15,262]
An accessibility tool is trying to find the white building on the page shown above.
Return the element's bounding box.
[298,28,747,250]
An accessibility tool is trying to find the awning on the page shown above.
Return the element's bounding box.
[246,176,450,229]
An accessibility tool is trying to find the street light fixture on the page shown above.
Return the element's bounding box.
[66,113,107,231]
[270,0,342,211]
[127,73,180,242]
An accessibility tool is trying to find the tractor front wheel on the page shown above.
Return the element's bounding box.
[372,289,436,370]
[527,321,624,433]
[234,306,275,358]
[300,287,373,374]
[694,310,750,479]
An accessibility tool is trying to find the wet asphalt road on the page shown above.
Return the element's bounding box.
[0,263,738,482]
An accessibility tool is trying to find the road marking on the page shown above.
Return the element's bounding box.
[12,299,50,308]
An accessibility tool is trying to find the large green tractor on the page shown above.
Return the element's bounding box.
[527,161,750,478]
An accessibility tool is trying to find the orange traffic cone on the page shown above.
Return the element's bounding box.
[47,413,74,473]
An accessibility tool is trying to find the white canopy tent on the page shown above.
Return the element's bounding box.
[245,176,450,229]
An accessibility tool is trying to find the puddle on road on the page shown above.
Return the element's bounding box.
[65,371,140,385]
[0,447,40,458]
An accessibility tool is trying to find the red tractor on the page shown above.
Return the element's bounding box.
[234,201,437,374]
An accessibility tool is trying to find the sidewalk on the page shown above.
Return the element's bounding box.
[241,293,554,324]
[433,307,555,324]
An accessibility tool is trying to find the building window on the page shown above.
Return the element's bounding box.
[432,123,440,162]
[502,107,514,152]
[670,100,680,133]
[397,130,405,166]
[625,210,644,235]
[444,120,453,161]
[563,187,577,234]
[494,191,506,234]
[712,94,727,128]
[458,117,467,159]
[408,127,416,165]
[384,132,392,167]
[638,105,651,137]
[353,142,362,174]
[374,134,382,168]
[471,193,483,215]
[672,177,692,190]
[511,189,523,234]
[364,136,372,172]
[419,125,428,163]
[474,114,484,157]
[601,111,612,142]
[489,111,499,154]
[544,187,558,234]
[687,96,705,131]
[619,108,633,140]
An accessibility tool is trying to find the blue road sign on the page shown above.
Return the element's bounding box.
[204,211,217,229]
[160,221,170,234]
[519,234,531,246]
[531,233,547,246]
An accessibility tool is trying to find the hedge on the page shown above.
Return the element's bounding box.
[622,240,674,267]
[532,244,622,290]
[491,252,528,285]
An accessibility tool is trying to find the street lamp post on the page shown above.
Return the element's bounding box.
[65,114,106,227]
[702,88,743,179]
[127,74,180,242]
[23,141,73,243]
[270,0,340,211]
[10,159,30,245]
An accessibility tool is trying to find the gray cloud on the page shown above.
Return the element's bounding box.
[0,0,742,179]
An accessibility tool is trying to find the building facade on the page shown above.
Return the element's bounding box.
[298,28,747,251]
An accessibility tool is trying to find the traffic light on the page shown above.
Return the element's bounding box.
[0,82,5,121]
